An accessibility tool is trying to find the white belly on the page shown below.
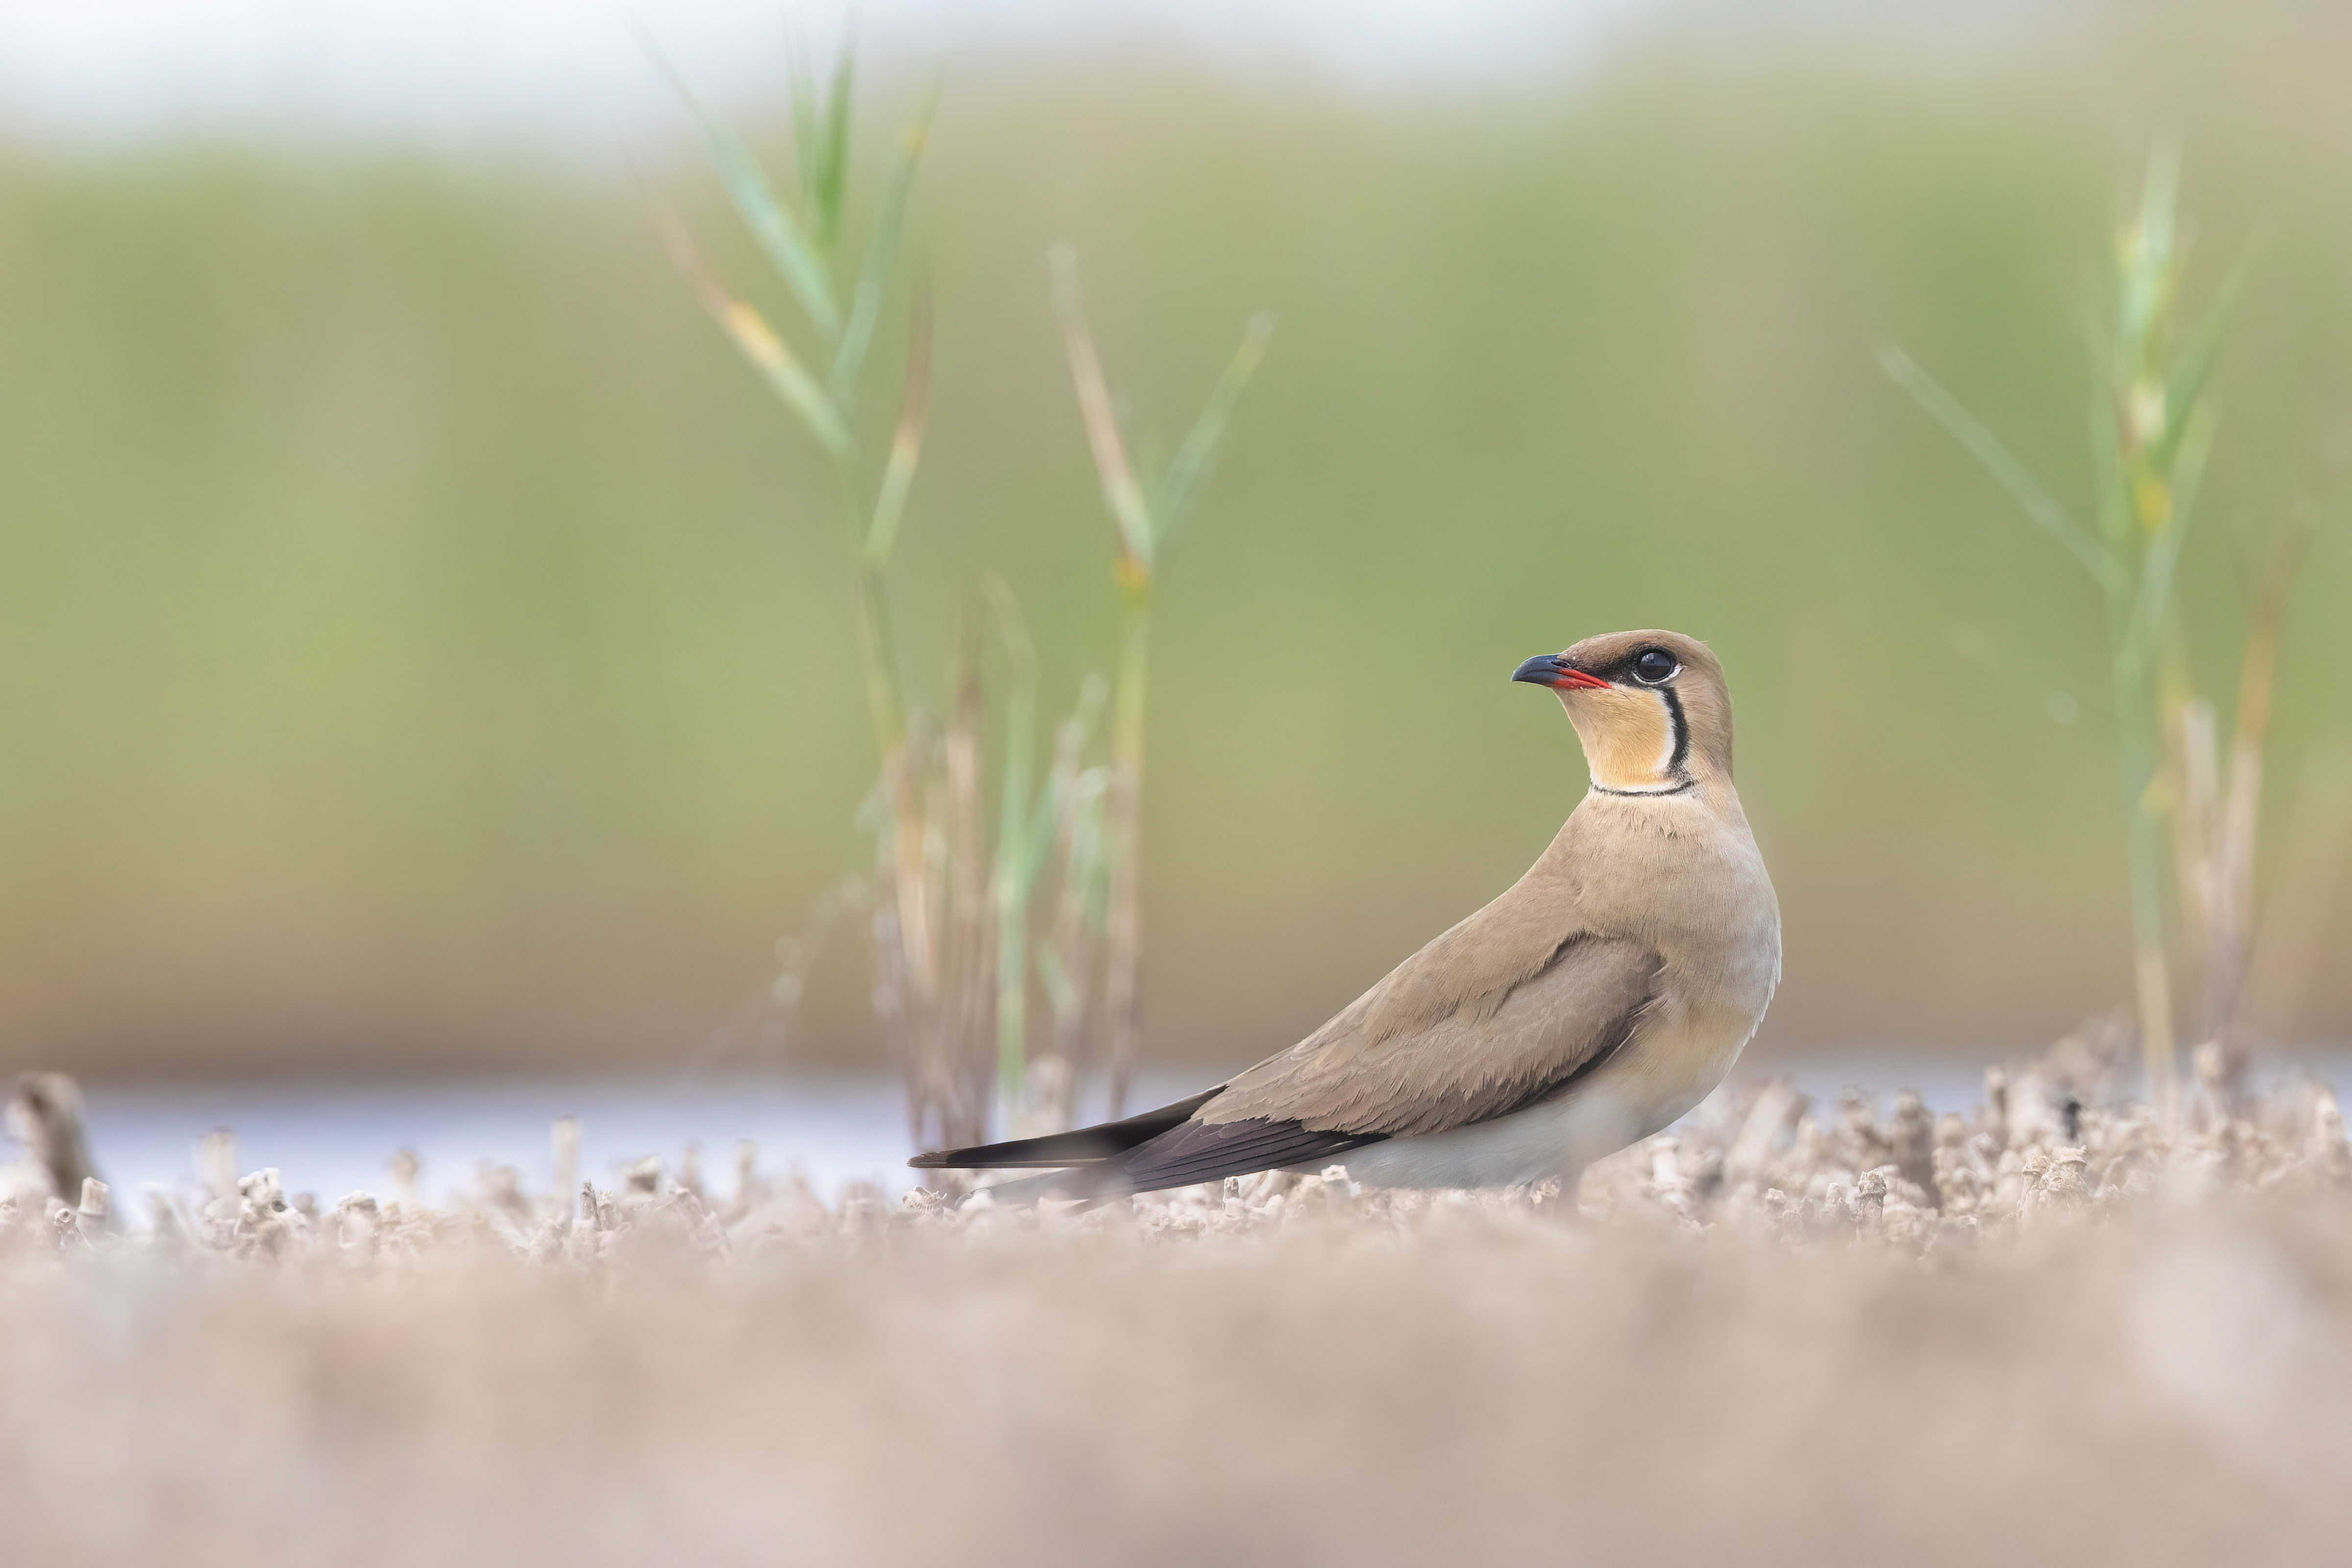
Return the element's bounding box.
[1312,1003,1757,1190]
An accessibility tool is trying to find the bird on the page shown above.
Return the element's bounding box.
[910,629,1780,1201]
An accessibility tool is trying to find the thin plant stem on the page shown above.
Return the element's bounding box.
[1104,588,1151,1117]
[851,470,908,757]
[1050,243,1269,1120]
[2209,534,2300,1041]
[985,579,1039,1116]
[2110,636,2178,1127]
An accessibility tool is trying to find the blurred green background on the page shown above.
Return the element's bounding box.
[0,6,2347,1080]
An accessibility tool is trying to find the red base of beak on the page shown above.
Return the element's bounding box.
[1512,654,1611,691]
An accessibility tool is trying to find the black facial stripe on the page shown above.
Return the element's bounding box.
[1661,686,1690,777]
[1600,646,1680,685]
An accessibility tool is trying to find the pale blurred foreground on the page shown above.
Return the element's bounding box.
[7,1042,2352,1564]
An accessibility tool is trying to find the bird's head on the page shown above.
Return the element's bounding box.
[1512,629,1734,794]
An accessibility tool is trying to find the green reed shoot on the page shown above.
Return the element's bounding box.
[1029,678,1113,1130]
[653,45,1164,1150]
[649,37,993,1147]
[982,579,1116,1127]
[1051,244,1272,1115]
[1882,147,2260,1126]
[643,32,934,757]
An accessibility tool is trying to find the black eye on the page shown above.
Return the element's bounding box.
[1631,649,1678,685]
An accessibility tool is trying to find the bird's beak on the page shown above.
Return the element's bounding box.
[1513,653,1611,691]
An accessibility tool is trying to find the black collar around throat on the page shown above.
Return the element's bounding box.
[1590,779,1697,797]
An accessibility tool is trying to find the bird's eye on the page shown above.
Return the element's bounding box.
[1631,649,1678,685]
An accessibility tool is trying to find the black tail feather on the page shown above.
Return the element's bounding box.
[907,1087,1225,1170]
[929,1114,1387,1208]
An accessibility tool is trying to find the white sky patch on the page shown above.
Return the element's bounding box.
[0,0,1666,155]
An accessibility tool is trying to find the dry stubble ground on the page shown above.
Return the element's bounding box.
[5,1041,2351,1567]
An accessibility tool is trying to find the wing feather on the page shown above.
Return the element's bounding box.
[1112,1119,1384,1194]
[914,864,1663,1202]
[1205,931,1660,1138]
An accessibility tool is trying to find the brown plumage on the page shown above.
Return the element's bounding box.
[914,629,1780,1200]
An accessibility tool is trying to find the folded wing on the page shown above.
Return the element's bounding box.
[1203,930,1661,1139]
[912,874,1662,1197]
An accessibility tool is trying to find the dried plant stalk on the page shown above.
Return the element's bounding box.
[2205,533,2302,1050]
[2163,514,2307,1120]
[2244,741,2352,1039]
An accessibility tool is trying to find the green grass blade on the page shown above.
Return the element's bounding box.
[1149,311,1274,558]
[864,278,933,567]
[1024,675,1108,889]
[2083,330,2132,555]
[649,198,850,455]
[1033,943,1077,1022]
[987,634,1039,917]
[983,575,1039,885]
[1075,767,1113,928]
[833,84,940,405]
[1049,244,1154,568]
[1879,342,2120,593]
[1037,765,1114,945]
[728,301,853,455]
[984,574,1040,1111]
[641,26,841,342]
[2159,237,2262,468]
[812,46,855,251]
[2124,405,2214,669]
[2116,143,2180,362]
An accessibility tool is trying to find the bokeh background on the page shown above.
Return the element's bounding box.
[0,0,2346,1086]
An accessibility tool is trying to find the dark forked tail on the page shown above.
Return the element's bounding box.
[908,1088,1224,1172]
[909,1084,1385,1204]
